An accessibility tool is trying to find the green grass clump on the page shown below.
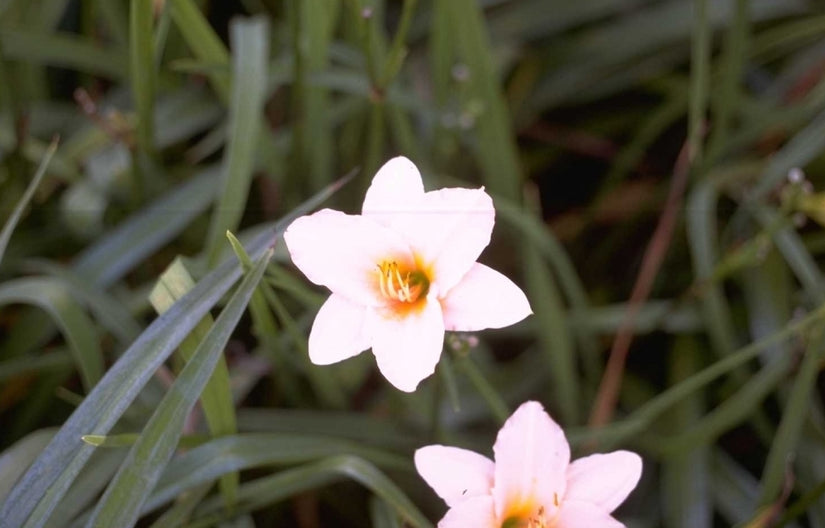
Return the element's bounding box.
[2,1,825,526]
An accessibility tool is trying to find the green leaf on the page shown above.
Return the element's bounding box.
[0,29,127,79]
[0,352,73,383]
[661,354,789,454]
[86,249,272,527]
[661,338,711,528]
[290,0,338,190]
[149,257,239,507]
[73,167,219,287]
[205,16,270,267]
[453,352,509,425]
[130,0,156,155]
[236,408,420,448]
[441,0,522,201]
[167,0,230,101]
[145,484,212,528]
[145,433,412,514]
[0,278,103,392]
[43,449,126,528]
[686,179,738,356]
[370,496,403,528]
[750,104,825,202]
[0,137,57,267]
[80,434,139,448]
[570,302,825,449]
[706,0,749,161]
[524,246,579,423]
[0,429,55,504]
[688,0,710,165]
[753,204,825,304]
[758,330,825,505]
[712,450,760,525]
[22,259,141,345]
[0,179,345,528]
[178,456,433,528]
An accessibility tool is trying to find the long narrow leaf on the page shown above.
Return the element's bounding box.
[758,330,825,504]
[130,0,156,155]
[205,16,270,266]
[145,433,411,513]
[0,179,348,528]
[85,249,271,527]
[149,258,238,506]
[0,138,57,267]
[73,167,219,287]
[191,456,433,528]
[0,278,102,392]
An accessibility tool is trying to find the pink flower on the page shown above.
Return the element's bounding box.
[283,156,531,392]
[415,401,642,527]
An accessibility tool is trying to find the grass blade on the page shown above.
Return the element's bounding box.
[0,29,126,79]
[0,178,350,528]
[0,138,57,267]
[186,456,433,528]
[661,337,711,528]
[205,16,269,267]
[441,0,522,201]
[167,0,230,100]
[73,167,219,287]
[571,302,825,449]
[149,258,239,507]
[0,278,103,392]
[758,330,825,505]
[85,249,272,527]
[130,0,156,156]
[22,259,141,345]
[146,433,411,513]
[688,0,709,165]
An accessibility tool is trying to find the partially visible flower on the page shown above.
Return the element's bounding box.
[284,156,531,392]
[415,401,642,527]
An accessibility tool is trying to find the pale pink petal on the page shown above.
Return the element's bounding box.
[555,499,625,528]
[370,295,445,392]
[389,187,495,293]
[438,496,496,528]
[284,209,413,306]
[362,156,425,223]
[492,401,570,521]
[565,451,642,513]
[414,445,494,507]
[307,294,372,365]
[441,263,531,331]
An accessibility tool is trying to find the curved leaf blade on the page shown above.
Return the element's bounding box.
[86,249,272,527]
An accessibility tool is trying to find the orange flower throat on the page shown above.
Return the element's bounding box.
[376,261,429,303]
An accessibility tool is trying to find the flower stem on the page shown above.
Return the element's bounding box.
[455,353,509,425]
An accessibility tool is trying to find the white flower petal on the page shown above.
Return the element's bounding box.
[370,296,445,391]
[415,445,494,508]
[391,187,495,293]
[555,499,625,528]
[565,451,642,513]
[441,263,532,331]
[492,401,570,521]
[284,209,413,306]
[308,294,372,365]
[438,496,496,528]
[362,156,425,224]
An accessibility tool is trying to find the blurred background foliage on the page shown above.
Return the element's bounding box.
[1,0,825,526]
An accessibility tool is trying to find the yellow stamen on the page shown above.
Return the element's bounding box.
[376,261,428,303]
[502,505,553,528]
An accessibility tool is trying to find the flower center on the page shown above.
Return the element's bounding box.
[376,261,429,303]
[501,513,548,528]
[501,503,556,528]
